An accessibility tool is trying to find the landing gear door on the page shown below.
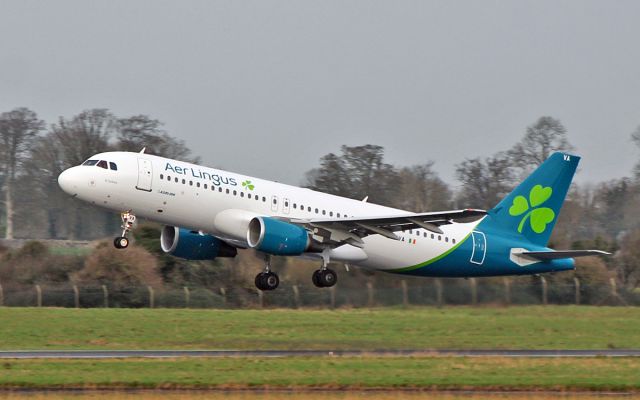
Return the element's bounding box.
[136,158,153,192]
[470,231,486,265]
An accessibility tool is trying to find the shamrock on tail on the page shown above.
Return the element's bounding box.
[241,180,255,191]
[508,184,555,234]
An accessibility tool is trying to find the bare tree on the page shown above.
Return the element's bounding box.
[455,152,515,210]
[49,109,115,166]
[616,229,640,290]
[630,125,640,181]
[508,116,574,175]
[393,163,452,212]
[0,108,44,238]
[305,145,398,205]
[33,109,116,239]
[116,115,199,162]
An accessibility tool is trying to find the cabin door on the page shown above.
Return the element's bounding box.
[470,231,486,265]
[136,158,153,192]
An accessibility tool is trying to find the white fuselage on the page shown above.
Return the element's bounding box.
[58,151,480,271]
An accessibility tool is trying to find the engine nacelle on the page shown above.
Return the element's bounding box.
[247,217,310,256]
[161,226,237,260]
[213,209,259,242]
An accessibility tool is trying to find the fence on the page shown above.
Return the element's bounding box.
[0,277,638,309]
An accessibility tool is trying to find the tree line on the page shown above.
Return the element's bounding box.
[1,108,640,290]
[0,108,197,240]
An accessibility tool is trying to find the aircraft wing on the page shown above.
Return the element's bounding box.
[290,209,486,248]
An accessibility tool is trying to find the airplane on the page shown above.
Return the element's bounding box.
[57,150,608,291]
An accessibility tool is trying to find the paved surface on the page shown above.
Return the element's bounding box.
[1,349,640,359]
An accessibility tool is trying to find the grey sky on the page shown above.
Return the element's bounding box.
[1,0,639,190]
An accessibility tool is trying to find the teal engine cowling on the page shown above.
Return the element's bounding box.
[161,226,237,260]
[247,217,310,255]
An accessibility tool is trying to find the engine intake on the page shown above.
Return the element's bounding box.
[247,217,310,256]
[161,226,237,260]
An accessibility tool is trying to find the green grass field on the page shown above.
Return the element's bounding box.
[0,306,639,350]
[1,306,639,392]
[0,357,638,391]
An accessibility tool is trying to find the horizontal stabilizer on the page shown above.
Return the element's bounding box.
[518,250,610,261]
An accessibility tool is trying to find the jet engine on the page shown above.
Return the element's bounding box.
[161,226,237,260]
[247,217,310,256]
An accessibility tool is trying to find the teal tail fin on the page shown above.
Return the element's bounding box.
[488,152,579,246]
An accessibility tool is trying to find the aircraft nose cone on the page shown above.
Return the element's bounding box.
[58,167,79,196]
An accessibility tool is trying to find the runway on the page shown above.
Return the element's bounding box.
[1,349,640,359]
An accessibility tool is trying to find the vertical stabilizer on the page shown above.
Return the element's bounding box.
[488,152,579,246]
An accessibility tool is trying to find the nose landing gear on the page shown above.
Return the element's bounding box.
[114,211,136,249]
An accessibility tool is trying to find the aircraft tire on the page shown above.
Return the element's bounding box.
[255,272,279,291]
[319,269,337,287]
[114,237,129,249]
[312,270,323,288]
[264,272,279,290]
[255,272,267,290]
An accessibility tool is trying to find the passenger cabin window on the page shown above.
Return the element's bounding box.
[82,160,98,166]
[97,160,108,169]
[109,162,117,170]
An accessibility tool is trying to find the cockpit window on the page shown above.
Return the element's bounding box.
[109,162,117,171]
[82,160,98,166]
[97,160,108,169]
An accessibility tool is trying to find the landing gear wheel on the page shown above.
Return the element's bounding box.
[255,272,268,289]
[319,268,337,287]
[264,272,279,290]
[255,271,279,291]
[312,269,337,288]
[312,270,323,288]
[114,236,129,249]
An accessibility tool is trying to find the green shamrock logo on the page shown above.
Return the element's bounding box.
[508,184,555,234]
[241,180,255,191]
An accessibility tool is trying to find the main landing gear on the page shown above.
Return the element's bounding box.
[253,251,338,291]
[312,250,337,288]
[114,211,136,249]
[255,254,279,291]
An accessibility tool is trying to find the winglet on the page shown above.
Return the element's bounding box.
[139,147,146,154]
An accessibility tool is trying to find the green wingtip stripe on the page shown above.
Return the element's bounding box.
[392,231,473,273]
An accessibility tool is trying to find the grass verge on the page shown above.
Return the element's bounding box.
[1,306,639,350]
[0,357,638,391]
